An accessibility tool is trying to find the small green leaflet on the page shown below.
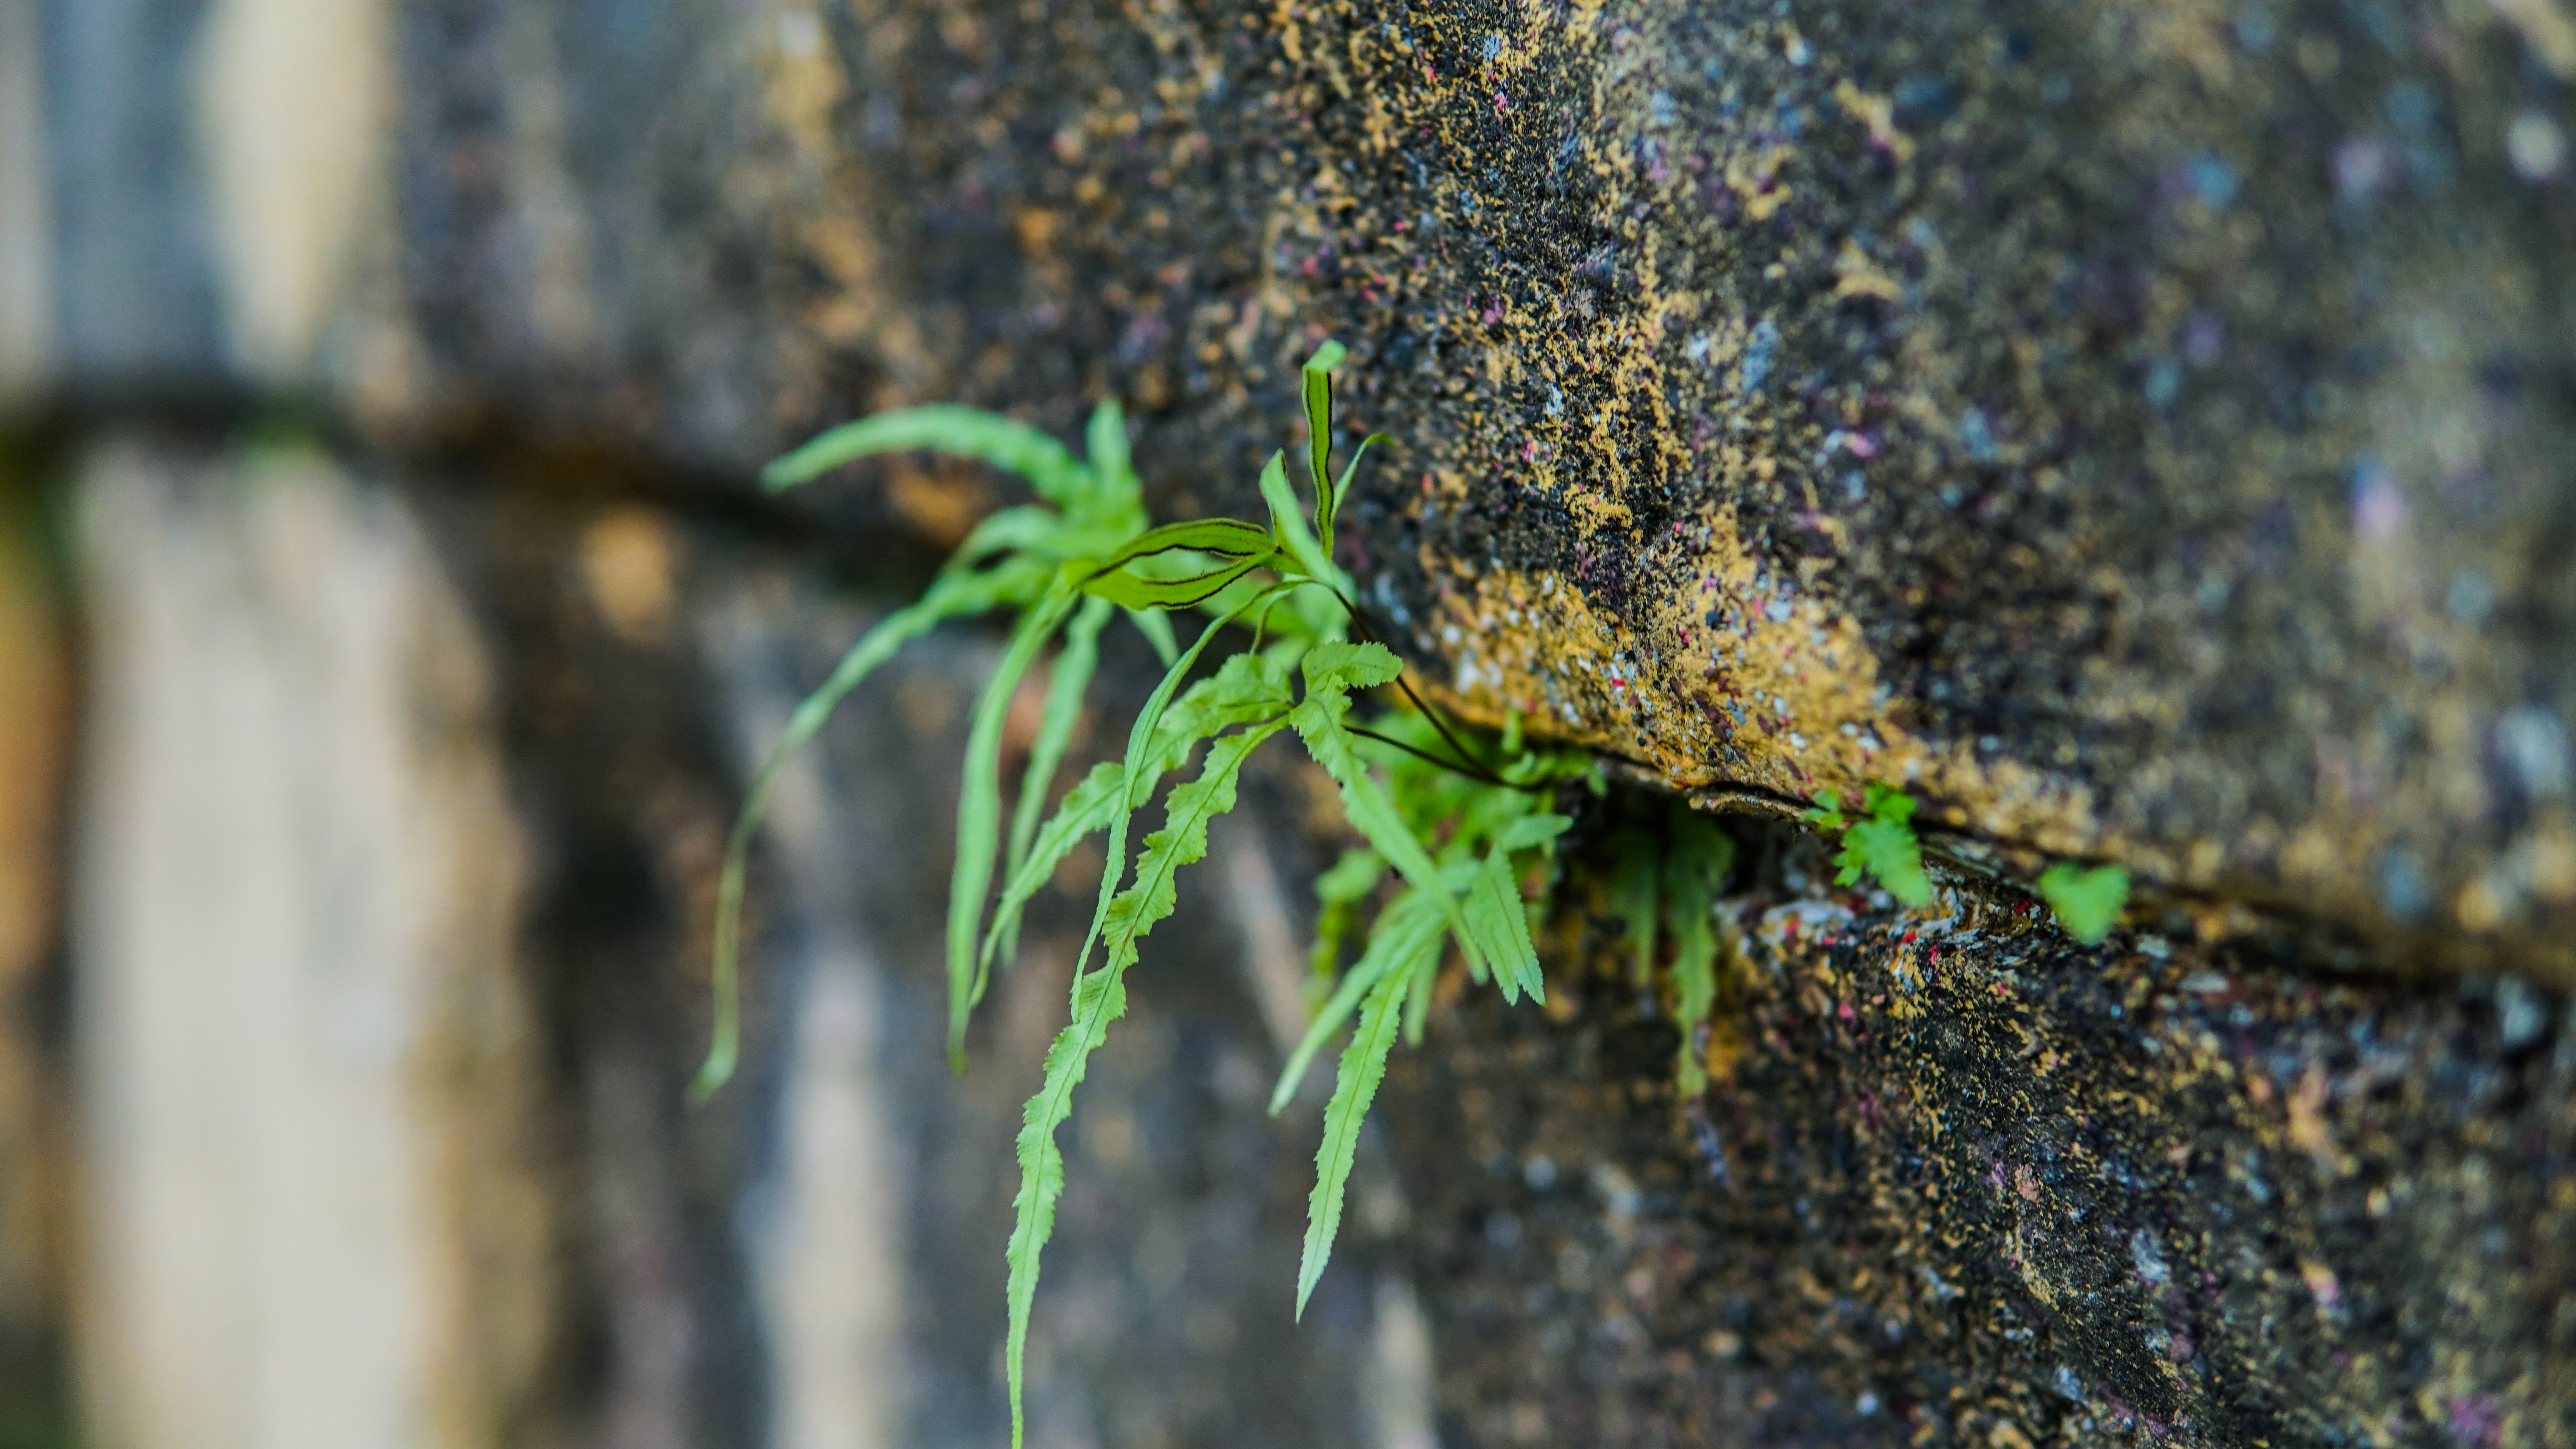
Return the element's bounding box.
[2037,861,2129,943]
[1464,849,1544,1006]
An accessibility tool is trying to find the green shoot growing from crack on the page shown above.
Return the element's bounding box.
[1805,783,2134,943]
[696,341,1702,1447]
[1804,782,1933,906]
[1608,800,1738,1096]
[2038,861,2130,943]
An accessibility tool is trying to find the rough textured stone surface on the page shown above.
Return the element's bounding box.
[1394,815,2576,1447]
[333,0,2576,975]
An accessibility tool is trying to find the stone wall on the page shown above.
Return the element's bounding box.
[4,0,2572,1444]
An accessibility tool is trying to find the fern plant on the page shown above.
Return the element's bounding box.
[702,342,1618,1444]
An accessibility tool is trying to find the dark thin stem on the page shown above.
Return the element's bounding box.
[1344,725,1510,786]
[1318,584,1508,780]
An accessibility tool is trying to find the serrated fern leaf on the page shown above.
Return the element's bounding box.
[981,761,1124,997]
[1271,886,1441,1113]
[1291,645,1486,982]
[948,588,1080,1073]
[694,559,1046,1100]
[761,404,1091,503]
[978,664,1268,1000]
[1662,818,1733,1098]
[1005,964,1117,1449]
[1294,944,1416,1320]
[1467,849,1544,1006]
[1005,715,1282,1449]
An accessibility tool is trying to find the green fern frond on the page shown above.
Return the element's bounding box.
[1294,943,1418,1320]
[1007,652,1287,1448]
[1809,781,1932,907]
[948,589,1081,1072]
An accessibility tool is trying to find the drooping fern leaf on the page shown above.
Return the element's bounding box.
[702,399,1166,1099]
[694,555,1051,1100]
[1005,614,1289,1449]
[1291,642,1487,981]
[763,404,1092,502]
[1294,942,1419,1320]
[948,588,1079,1071]
[1662,814,1736,1097]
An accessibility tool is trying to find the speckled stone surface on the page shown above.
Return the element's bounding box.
[355,0,2576,977]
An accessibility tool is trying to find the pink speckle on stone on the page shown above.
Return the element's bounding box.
[2352,461,2409,542]
[2446,1394,2503,1447]
[2300,1260,2342,1309]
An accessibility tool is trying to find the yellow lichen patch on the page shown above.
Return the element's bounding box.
[1830,80,1915,165]
[1420,525,2107,861]
[1832,237,1903,303]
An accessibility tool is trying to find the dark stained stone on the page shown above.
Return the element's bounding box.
[343,0,2576,977]
[1393,815,2576,1446]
